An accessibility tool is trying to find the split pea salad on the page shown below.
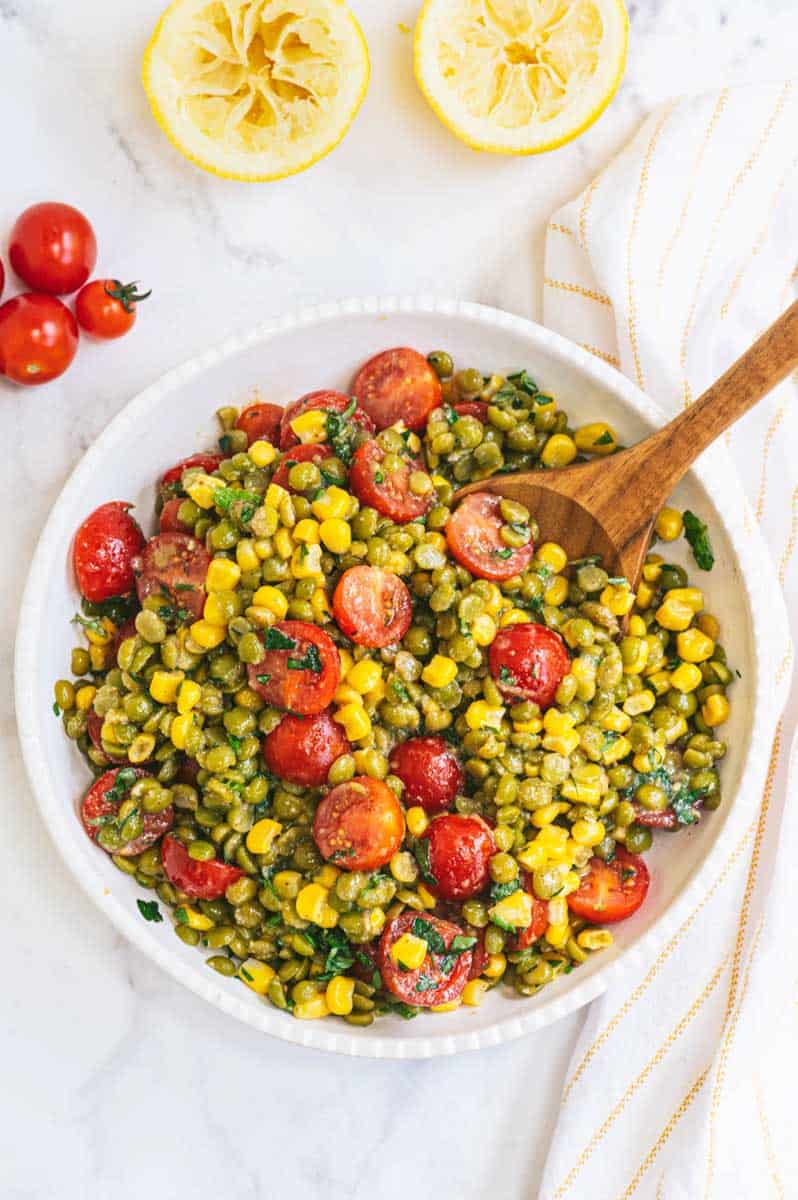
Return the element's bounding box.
[55,347,733,1024]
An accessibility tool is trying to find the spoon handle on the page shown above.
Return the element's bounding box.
[625,298,798,502]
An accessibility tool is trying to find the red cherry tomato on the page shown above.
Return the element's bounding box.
[379,912,473,1007]
[73,502,145,603]
[332,565,412,648]
[388,736,463,814]
[467,927,490,979]
[421,813,495,901]
[81,768,173,857]
[453,401,489,422]
[0,293,78,385]
[279,390,374,450]
[159,497,193,534]
[262,709,350,787]
[75,279,150,339]
[236,402,283,447]
[507,872,549,951]
[86,710,128,764]
[270,443,332,492]
[352,348,442,431]
[313,777,405,871]
[446,492,535,581]
[161,833,244,900]
[632,805,680,829]
[133,533,210,621]
[247,620,340,715]
[349,440,433,524]
[9,202,97,294]
[567,847,650,924]
[159,452,223,498]
[0,258,4,300]
[489,623,571,711]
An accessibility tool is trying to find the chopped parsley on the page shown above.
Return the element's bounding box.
[490,880,518,902]
[498,665,517,687]
[672,787,703,826]
[378,998,419,1020]
[411,916,446,955]
[414,975,440,994]
[52,701,61,717]
[227,733,243,755]
[374,471,385,484]
[443,405,459,427]
[326,397,359,464]
[137,899,163,923]
[683,510,715,571]
[264,627,296,651]
[214,486,261,520]
[106,767,137,806]
[287,643,323,673]
[72,613,107,639]
[593,430,614,446]
[414,840,438,886]
[494,547,514,560]
[255,673,272,685]
[239,965,254,982]
[507,369,538,396]
[174,906,189,925]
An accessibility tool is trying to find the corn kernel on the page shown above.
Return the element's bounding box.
[290,543,323,579]
[335,683,363,706]
[347,659,383,694]
[272,528,293,560]
[311,588,331,622]
[312,486,351,521]
[577,929,614,951]
[463,979,491,1007]
[203,592,232,627]
[483,953,507,980]
[338,648,354,677]
[560,778,601,805]
[532,803,567,829]
[325,976,355,1016]
[186,481,217,509]
[627,615,646,638]
[541,433,577,468]
[543,730,580,756]
[489,890,533,928]
[663,715,688,744]
[601,707,632,733]
[574,422,617,455]
[430,999,461,1013]
[623,689,656,716]
[544,577,569,607]
[499,606,532,626]
[677,628,715,663]
[417,884,437,909]
[206,558,241,592]
[296,883,338,928]
[571,819,606,847]
[75,685,97,711]
[602,734,632,764]
[621,637,649,675]
[406,806,429,838]
[190,620,227,649]
[546,923,570,948]
[314,865,340,889]
[537,542,568,573]
[702,694,730,727]
[248,439,277,468]
[655,507,683,541]
[422,655,458,688]
[238,957,275,994]
[548,897,568,927]
[697,612,720,641]
[426,532,447,552]
[655,596,694,632]
[170,713,193,751]
[334,703,372,741]
[294,994,330,1020]
[179,904,215,932]
[481,583,504,616]
[293,518,320,544]
[465,700,505,731]
[471,613,497,646]
[83,616,115,647]
[543,709,575,735]
[319,518,352,555]
[643,562,663,583]
[150,669,185,704]
[290,409,328,444]
[266,482,289,509]
[647,670,672,696]
[246,818,283,854]
[633,746,665,773]
[635,580,655,609]
[668,662,700,693]
[175,680,201,715]
[600,584,635,616]
[391,932,428,971]
[516,841,547,871]
[252,586,289,619]
[513,717,543,734]
[234,539,259,573]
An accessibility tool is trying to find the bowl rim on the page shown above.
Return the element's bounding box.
[14,295,789,1059]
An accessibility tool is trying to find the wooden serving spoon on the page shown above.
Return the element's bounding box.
[455,300,798,587]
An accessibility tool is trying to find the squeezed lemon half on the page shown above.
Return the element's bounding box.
[142,0,370,181]
[414,0,628,155]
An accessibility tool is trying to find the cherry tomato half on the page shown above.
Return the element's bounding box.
[73,502,145,603]
[349,440,433,524]
[236,402,283,447]
[421,813,495,901]
[75,279,150,339]
[279,390,374,450]
[159,497,193,534]
[453,401,489,422]
[161,834,243,900]
[313,777,405,871]
[0,293,78,385]
[489,623,571,711]
[133,533,210,621]
[446,492,535,582]
[388,736,463,814]
[352,348,442,431]
[567,847,650,924]
[507,871,549,951]
[81,768,173,857]
[332,565,412,648]
[9,203,97,295]
[159,452,223,499]
[379,913,473,1008]
[262,709,350,787]
[270,443,332,492]
[86,710,128,765]
[247,620,340,715]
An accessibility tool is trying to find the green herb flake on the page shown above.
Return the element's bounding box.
[264,628,297,651]
[137,899,163,923]
[255,673,272,685]
[672,788,702,826]
[239,965,254,982]
[52,701,61,717]
[498,665,517,687]
[174,906,189,925]
[287,643,323,674]
[494,547,514,560]
[683,510,715,571]
[490,880,518,902]
[414,975,439,994]
[411,916,446,956]
[414,840,438,886]
[593,430,614,446]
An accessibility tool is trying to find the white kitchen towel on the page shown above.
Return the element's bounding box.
[539,83,798,1200]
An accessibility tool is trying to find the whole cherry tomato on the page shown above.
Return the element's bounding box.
[76,279,150,339]
[9,202,97,294]
[0,293,78,385]
[73,502,145,602]
[388,736,463,814]
[262,709,350,787]
[421,813,494,901]
[489,622,571,711]
[236,402,283,447]
[313,777,405,871]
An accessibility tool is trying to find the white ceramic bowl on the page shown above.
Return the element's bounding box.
[15,297,786,1058]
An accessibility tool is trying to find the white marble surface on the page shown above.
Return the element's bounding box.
[2,2,797,1197]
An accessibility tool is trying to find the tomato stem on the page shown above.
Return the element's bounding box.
[105,280,152,314]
